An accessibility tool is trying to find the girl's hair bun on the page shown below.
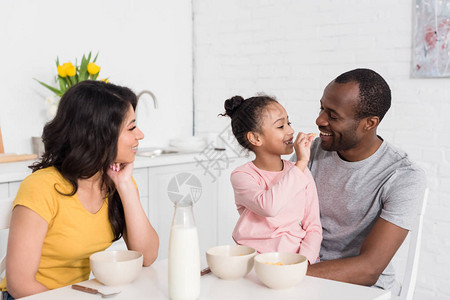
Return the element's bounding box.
[224,95,244,118]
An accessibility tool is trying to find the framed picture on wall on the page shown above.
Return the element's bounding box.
[412,0,450,77]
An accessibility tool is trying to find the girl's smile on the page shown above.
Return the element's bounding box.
[283,137,294,145]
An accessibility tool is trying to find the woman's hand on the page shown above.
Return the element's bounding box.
[106,162,159,266]
[107,162,134,188]
[294,132,315,171]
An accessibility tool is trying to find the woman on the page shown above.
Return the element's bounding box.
[0,80,159,299]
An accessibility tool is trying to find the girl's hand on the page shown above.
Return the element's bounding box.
[294,132,315,171]
[107,162,134,188]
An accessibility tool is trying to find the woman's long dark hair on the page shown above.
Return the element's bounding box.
[31,80,137,241]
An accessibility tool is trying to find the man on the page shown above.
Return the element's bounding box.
[296,68,426,290]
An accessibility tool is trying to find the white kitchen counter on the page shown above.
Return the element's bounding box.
[0,160,35,183]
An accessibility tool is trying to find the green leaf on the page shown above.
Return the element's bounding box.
[59,77,66,91]
[79,68,87,81]
[93,52,99,63]
[33,78,63,97]
[79,53,89,81]
[67,76,75,86]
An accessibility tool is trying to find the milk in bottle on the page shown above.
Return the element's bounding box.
[168,203,200,300]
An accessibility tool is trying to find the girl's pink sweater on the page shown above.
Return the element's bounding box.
[231,160,322,264]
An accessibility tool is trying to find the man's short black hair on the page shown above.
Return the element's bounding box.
[335,68,391,121]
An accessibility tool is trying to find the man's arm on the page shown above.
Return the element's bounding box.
[307,217,408,286]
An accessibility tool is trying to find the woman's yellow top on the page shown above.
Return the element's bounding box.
[0,167,114,291]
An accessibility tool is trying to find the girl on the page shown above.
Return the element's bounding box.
[1,81,159,299]
[222,95,322,265]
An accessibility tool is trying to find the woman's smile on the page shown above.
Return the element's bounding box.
[116,105,144,163]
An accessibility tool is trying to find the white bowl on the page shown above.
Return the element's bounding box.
[254,252,307,289]
[90,250,143,286]
[206,245,256,280]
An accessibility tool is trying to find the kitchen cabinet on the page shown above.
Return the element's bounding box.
[0,183,7,199]
[106,167,149,252]
[108,155,249,259]
[0,181,21,200]
[147,162,217,259]
[216,157,245,246]
[109,157,246,258]
[0,181,20,263]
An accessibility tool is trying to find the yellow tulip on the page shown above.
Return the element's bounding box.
[57,65,67,77]
[87,62,100,75]
[99,78,109,83]
[63,62,76,77]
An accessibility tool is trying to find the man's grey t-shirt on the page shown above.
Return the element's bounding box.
[304,138,426,290]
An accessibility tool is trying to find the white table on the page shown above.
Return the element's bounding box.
[22,259,391,300]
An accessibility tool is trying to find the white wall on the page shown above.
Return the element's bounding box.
[0,0,193,154]
[193,0,450,299]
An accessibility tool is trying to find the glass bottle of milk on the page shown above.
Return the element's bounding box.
[168,201,200,300]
